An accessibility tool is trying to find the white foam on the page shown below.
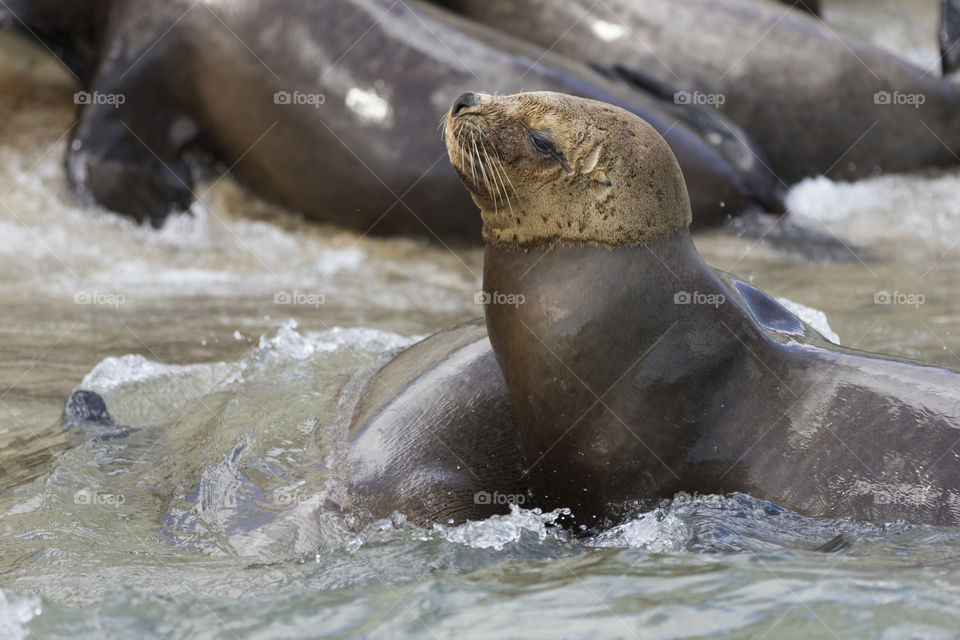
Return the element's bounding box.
[80,321,419,393]
[0,590,41,640]
[787,170,960,253]
[776,297,841,344]
[435,505,569,551]
[250,320,419,362]
[80,354,229,394]
[310,247,366,276]
[589,509,691,552]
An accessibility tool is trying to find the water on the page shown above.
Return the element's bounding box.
[3,1,960,637]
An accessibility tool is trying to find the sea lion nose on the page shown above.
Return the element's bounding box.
[451,92,480,116]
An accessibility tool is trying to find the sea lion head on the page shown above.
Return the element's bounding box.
[444,91,691,248]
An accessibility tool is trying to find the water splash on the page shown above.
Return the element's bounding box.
[776,297,841,344]
[0,590,41,640]
[435,505,572,551]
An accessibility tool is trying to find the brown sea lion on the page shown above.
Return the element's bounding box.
[435,0,960,184]
[445,91,960,529]
[3,0,782,237]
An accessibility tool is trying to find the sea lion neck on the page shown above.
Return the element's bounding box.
[481,230,772,526]
[482,230,741,348]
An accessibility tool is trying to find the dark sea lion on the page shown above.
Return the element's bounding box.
[445,90,960,529]
[344,319,527,526]
[435,0,960,183]
[5,0,781,236]
[62,389,115,428]
[61,389,138,441]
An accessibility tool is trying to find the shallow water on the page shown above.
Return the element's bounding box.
[3,1,960,637]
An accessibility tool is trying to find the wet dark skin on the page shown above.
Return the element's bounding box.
[346,236,960,530]
[435,0,960,184]
[5,0,781,236]
[449,91,960,530]
[345,320,526,527]
[485,236,960,528]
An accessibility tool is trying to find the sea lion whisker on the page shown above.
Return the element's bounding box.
[479,139,505,205]
[455,123,472,184]
[455,122,472,185]
[467,131,479,189]
[470,134,487,193]
[473,134,495,211]
[480,138,505,198]
[483,140,513,212]
[490,145,519,202]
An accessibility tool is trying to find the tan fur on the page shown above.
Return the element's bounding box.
[444,91,692,248]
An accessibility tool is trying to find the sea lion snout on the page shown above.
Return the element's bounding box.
[451,91,482,116]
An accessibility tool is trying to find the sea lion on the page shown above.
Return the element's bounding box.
[434,0,960,183]
[4,0,781,237]
[61,389,138,441]
[344,319,528,526]
[445,90,960,529]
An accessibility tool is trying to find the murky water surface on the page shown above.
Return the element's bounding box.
[3,1,960,637]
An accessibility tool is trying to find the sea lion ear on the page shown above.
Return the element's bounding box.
[580,145,602,174]
[580,146,611,185]
[592,170,612,187]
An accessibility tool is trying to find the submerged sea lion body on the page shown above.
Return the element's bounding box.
[436,0,960,183]
[5,0,780,235]
[444,90,960,529]
[344,320,526,526]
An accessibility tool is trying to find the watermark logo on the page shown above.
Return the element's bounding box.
[270,489,310,507]
[674,290,725,308]
[474,291,525,308]
[474,491,526,506]
[74,487,126,507]
[273,290,326,308]
[873,91,926,109]
[669,492,727,508]
[674,90,725,107]
[874,290,924,308]
[874,491,927,506]
[74,291,125,308]
[74,91,125,108]
[274,90,326,108]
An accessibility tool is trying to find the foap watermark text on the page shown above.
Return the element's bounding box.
[274,291,326,308]
[674,290,725,307]
[475,291,525,308]
[874,290,924,308]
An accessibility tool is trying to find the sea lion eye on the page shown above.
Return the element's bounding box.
[528,130,573,174]
[528,131,555,155]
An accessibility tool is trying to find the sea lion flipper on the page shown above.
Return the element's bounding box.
[722,211,867,263]
[588,64,677,102]
[67,5,198,227]
[69,87,198,227]
[942,0,960,77]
